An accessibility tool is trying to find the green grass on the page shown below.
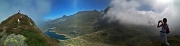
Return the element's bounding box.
[20,28,48,46]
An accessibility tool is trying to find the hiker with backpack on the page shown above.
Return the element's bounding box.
[157,18,170,46]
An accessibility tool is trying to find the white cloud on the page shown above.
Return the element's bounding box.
[104,0,179,32]
[104,0,176,25]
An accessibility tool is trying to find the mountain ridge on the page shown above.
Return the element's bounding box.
[0,13,59,46]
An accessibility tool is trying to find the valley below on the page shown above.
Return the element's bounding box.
[43,9,180,46]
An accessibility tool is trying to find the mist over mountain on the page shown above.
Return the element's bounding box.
[103,0,180,35]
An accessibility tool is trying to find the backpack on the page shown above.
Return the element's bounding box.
[165,24,170,34]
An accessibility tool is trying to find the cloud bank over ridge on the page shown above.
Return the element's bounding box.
[104,0,179,30]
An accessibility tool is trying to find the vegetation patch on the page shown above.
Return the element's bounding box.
[3,34,27,46]
[20,28,48,46]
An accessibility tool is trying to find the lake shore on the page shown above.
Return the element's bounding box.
[44,29,71,41]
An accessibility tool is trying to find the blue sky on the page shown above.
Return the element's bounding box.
[44,0,111,19]
[0,0,110,27]
[0,0,179,29]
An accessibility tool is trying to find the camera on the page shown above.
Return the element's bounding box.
[158,20,162,23]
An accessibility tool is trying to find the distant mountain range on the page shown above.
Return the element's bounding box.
[44,7,180,46]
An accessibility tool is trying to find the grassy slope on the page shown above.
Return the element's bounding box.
[0,13,58,46]
[61,24,180,46]
[146,36,180,46]
[61,24,153,46]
